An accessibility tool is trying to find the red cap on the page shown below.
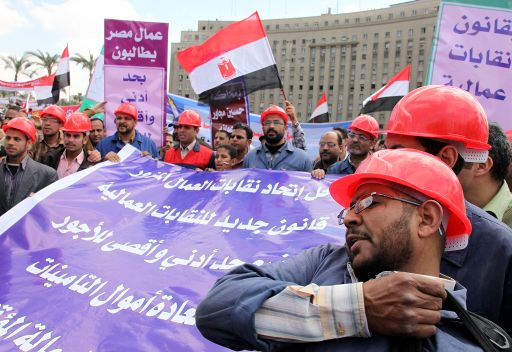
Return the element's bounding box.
[114,103,138,121]
[177,110,201,127]
[63,112,92,133]
[329,148,471,240]
[349,114,379,139]
[41,105,66,124]
[2,117,37,142]
[386,85,490,151]
[260,105,289,126]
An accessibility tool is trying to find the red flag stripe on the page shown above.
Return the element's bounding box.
[370,65,410,101]
[177,12,266,72]
[315,92,327,108]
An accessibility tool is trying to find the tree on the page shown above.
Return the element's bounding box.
[1,54,33,81]
[71,52,96,81]
[26,50,59,76]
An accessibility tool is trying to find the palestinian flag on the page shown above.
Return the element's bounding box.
[51,45,70,103]
[361,65,410,114]
[177,12,282,104]
[308,93,329,123]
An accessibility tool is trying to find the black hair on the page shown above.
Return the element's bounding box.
[488,123,511,182]
[232,122,253,140]
[417,137,465,175]
[216,144,237,159]
[332,127,348,139]
[216,130,231,139]
[324,130,343,145]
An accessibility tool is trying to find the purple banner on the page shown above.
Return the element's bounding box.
[0,146,345,351]
[104,19,168,148]
[427,2,512,130]
[104,19,168,67]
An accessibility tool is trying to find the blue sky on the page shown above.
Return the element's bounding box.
[1,0,403,95]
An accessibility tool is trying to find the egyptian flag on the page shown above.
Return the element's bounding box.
[177,12,282,104]
[361,65,410,114]
[51,45,70,103]
[308,93,329,123]
[35,74,57,105]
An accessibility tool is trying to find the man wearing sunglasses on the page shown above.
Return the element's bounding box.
[229,123,253,169]
[327,114,379,176]
[243,105,311,172]
[197,149,484,351]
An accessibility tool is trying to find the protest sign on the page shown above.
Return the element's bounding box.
[0,146,345,351]
[104,19,169,146]
[427,0,512,130]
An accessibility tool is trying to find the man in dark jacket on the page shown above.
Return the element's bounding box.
[42,112,95,179]
[197,149,483,351]
[1,117,56,216]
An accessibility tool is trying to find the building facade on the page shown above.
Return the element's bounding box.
[169,0,440,126]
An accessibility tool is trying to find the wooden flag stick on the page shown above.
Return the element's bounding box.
[280,88,288,102]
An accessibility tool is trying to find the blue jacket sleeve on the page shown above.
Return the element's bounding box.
[195,245,335,352]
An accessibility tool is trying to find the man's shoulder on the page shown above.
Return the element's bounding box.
[43,148,65,159]
[26,158,57,176]
[466,200,512,248]
[286,143,309,158]
[327,159,350,173]
[246,146,263,157]
[98,134,117,145]
[135,130,155,144]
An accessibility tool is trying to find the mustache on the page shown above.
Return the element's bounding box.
[346,228,372,240]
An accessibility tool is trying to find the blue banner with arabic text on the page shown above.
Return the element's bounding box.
[0,146,345,351]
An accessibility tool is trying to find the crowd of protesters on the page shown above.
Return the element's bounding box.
[2,84,512,350]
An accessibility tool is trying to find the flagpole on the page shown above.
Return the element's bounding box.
[280,88,288,102]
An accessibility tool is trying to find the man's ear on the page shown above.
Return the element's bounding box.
[474,157,493,177]
[417,200,444,239]
[436,145,459,169]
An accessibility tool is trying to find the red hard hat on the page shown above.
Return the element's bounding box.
[2,117,37,142]
[41,105,66,124]
[63,112,92,133]
[330,148,471,240]
[386,85,490,151]
[114,103,138,121]
[349,114,379,139]
[260,105,289,126]
[177,110,201,127]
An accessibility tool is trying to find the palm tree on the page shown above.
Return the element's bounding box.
[26,50,59,76]
[71,52,96,81]
[1,54,32,81]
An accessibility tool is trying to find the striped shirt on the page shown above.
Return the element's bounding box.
[291,123,307,151]
[2,155,29,210]
[254,263,370,342]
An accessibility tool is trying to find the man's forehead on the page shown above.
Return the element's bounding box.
[321,132,338,141]
[91,119,104,127]
[264,114,285,121]
[232,129,247,138]
[5,109,21,117]
[115,113,134,120]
